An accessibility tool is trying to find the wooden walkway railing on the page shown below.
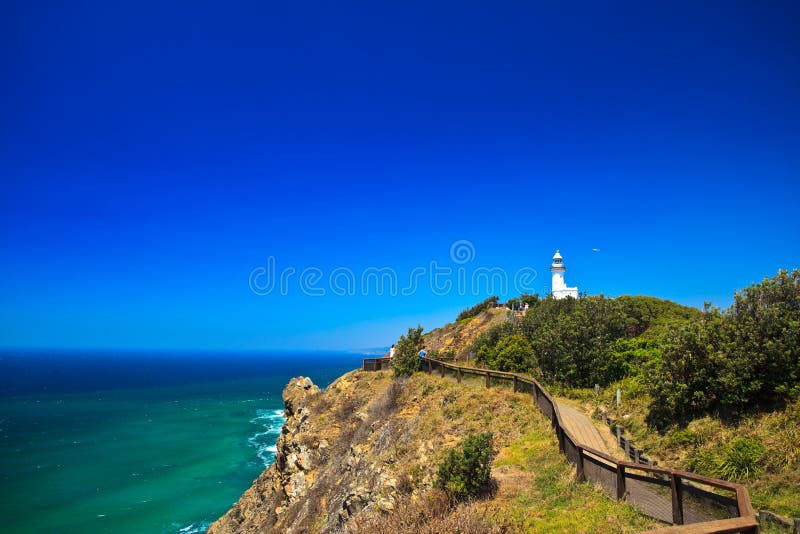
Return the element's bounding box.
[361,356,759,533]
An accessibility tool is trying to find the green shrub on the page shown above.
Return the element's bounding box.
[667,428,699,448]
[435,432,495,500]
[493,334,533,373]
[687,437,766,481]
[687,448,718,477]
[719,437,766,481]
[393,325,424,378]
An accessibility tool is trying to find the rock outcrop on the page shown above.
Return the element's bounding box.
[208,371,408,533]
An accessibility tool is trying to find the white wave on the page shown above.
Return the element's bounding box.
[176,521,211,533]
[248,407,285,467]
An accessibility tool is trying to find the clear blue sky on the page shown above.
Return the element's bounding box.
[1,1,798,351]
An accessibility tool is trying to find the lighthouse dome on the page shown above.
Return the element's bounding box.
[551,250,565,270]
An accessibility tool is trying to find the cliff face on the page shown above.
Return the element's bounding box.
[208,370,537,533]
[208,372,402,533]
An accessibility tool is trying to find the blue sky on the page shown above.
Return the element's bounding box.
[1,1,798,351]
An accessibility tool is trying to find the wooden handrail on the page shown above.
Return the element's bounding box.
[362,356,758,532]
[646,516,759,534]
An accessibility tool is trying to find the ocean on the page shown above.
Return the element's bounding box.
[0,350,363,533]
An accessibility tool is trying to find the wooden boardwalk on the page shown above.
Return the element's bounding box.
[555,402,608,453]
[555,400,713,525]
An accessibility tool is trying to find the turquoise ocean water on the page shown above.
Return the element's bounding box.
[0,350,363,533]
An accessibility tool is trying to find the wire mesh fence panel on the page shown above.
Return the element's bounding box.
[516,380,534,396]
[582,451,617,499]
[460,369,485,387]
[536,393,555,421]
[681,480,738,523]
[489,374,513,390]
[563,433,580,465]
[625,469,674,524]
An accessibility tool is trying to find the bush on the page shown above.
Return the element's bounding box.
[393,325,424,378]
[493,334,533,373]
[456,296,499,322]
[719,437,766,480]
[435,432,495,500]
[666,428,699,448]
[646,269,800,428]
[687,437,766,482]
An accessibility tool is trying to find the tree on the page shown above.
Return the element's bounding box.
[644,310,724,430]
[493,334,533,373]
[393,325,424,378]
[645,270,800,429]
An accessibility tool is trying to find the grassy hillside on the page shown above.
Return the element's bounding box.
[344,371,658,533]
[413,270,799,520]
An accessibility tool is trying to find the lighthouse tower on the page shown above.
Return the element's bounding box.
[551,250,578,299]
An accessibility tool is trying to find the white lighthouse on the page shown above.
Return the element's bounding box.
[550,250,578,299]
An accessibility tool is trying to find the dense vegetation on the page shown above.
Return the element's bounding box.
[647,269,799,428]
[470,270,800,431]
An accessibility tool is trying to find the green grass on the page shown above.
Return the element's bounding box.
[493,429,659,532]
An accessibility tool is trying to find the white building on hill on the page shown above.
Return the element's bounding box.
[550,250,578,299]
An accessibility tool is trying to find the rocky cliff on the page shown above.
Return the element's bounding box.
[208,371,404,533]
[208,369,655,533]
[207,370,527,533]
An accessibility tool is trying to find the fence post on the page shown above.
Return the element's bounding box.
[575,447,585,482]
[670,473,684,525]
[532,383,538,404]
[616,425,622,446]
[427,359,432,373]
[616,465,626,500]
[624,437,630,459]
[457,368,462,384]
[556,425,565,454]
[485,371,491,388]
[793,517,799,534]
[513,375,518,393]
[440,363,445,378]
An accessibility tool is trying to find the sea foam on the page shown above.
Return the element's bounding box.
[248,409,285,467]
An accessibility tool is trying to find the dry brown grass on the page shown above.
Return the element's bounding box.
[342,489,509,534]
